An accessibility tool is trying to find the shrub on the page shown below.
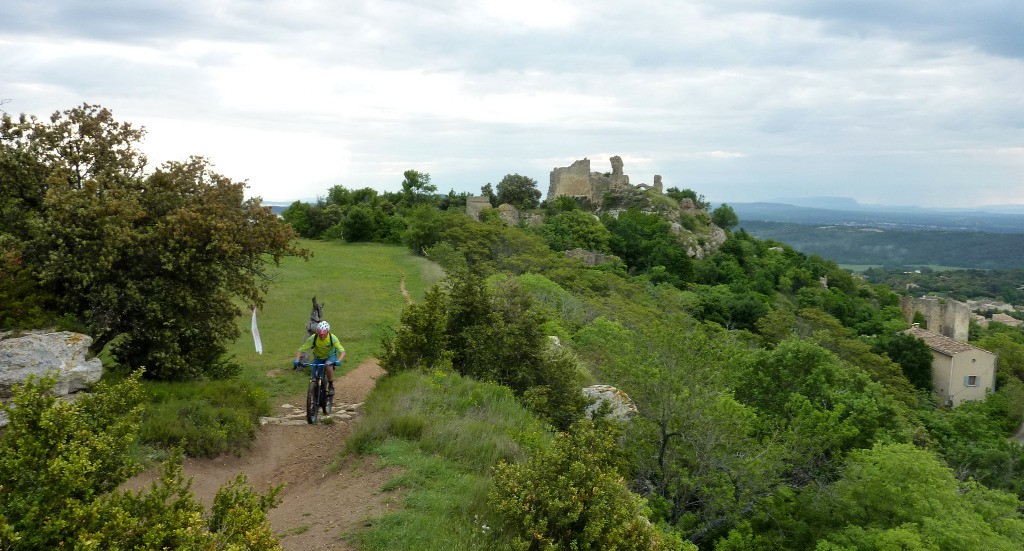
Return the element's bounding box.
[137,379,271,458]
[489,420,688,550]
[0,373,281,550]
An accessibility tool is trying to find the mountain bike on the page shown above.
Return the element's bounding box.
[298,360,334,424]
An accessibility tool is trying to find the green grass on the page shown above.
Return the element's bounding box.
[352,439,503,551]
[225,239,443,399]
[134,239,442,458]
[137,379,273,457]
[344,369,553,548]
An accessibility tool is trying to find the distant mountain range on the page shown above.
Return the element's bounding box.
[729,198,1024,234]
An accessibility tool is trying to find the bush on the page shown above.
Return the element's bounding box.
[489,420,688,550]
[137,379,272,457]
[0,374,281,549]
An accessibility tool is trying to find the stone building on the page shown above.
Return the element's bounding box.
[548,156,656,204]
[904,324,996,407]
[901,296,971,342]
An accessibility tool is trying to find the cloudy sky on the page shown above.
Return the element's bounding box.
[2,0,1023,207]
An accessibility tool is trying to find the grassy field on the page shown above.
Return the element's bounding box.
[134,240,443,458]
[225,239,443,399]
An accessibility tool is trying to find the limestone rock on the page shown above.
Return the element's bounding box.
[582,384,638,422]
[0,331,104,399]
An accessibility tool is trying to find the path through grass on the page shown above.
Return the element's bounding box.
[227,239,443,399]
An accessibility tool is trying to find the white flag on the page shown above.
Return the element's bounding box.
[251,307,263,355]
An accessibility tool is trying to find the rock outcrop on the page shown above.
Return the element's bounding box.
[582,384,638,422]
[0,331,104,399]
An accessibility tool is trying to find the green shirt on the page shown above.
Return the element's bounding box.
[298,333,345,360]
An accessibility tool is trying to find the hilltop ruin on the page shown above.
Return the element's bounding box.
[547,156,664,204]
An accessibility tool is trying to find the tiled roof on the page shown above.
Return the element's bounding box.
[903,325,980,356]
[991,313,1023,327]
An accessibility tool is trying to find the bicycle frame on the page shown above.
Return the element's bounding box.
[302,359,334,424]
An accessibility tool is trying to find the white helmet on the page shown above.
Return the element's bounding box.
[316,320,330,332]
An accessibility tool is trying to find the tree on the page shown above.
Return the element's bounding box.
[401,203,444,254]
[711,203,739,230]
[495,173,541,210]
[341,205,377,242]
[380,269,586,428]
[537,209,612,253]
[401,169,436,204]
[820,443,1024,549]
[873,332,934,391]
[481,183,497,207]
[604,208,693,285]
[574,316,780,544]
[5,106,306,379]
[718,443,1024,550]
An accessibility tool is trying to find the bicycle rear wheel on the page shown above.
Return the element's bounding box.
[306,379,320,424]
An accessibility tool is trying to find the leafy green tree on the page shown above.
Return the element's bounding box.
[401,203,444,254]
[4,106,306,379]
[380,285,450,373]
[820,443,1024,549]
[873,332,934,391]
[918,382,1024,498]
[495,173,541,209]
[381,269,586,428]
[978,330,1024,382]
[538,209,612,253]
[710,203,739,230]
[281,200,344,238]
[480,182,499,207]
[718,443,1024,550]
[604,208,693,285]
[0,141,47,242]
[401,169,436,204]
[100,159,304,378]
[575,316,779,544]
[341,204,377,241]
[693,285,770,331]
[737,339,908,486]
[0,246,54,329]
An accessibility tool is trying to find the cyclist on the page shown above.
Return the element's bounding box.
[294,320,346,396]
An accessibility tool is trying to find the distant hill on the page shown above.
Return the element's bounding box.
[730,201,1024,234]
[739,220,1024,269]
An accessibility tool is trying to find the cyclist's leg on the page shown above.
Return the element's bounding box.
[326,354,338,394]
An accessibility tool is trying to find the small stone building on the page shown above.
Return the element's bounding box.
[904,324,996,407]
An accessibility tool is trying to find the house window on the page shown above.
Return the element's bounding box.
[965,375,979,387]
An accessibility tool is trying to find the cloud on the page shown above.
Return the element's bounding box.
[1,0,1022,207]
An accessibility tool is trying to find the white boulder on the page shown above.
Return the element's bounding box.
[0,331,104,399]
[582,384,638,422]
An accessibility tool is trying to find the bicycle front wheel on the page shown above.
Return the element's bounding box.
[306,379,320,424]
[322,384,333,415]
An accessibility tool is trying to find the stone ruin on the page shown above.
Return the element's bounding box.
[547,156,663,204]
[901,296,971,342]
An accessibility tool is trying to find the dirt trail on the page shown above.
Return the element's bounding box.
[125,358,398,550]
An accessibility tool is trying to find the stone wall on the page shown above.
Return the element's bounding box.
[548,158,594,201]
[548,156,631,204]
[465,195,492,220]
[901,296,971,342]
